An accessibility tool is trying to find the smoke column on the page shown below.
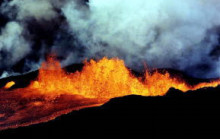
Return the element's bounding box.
[0,0,220,78]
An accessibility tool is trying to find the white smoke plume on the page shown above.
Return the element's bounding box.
[62,0,220,78]
[0,0,220,78]
[9,0,57,20]
[0,21,30,67]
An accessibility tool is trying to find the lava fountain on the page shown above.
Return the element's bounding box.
[0,56,220,130]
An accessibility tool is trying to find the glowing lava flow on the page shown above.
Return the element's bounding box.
[29,57,220,97]
[4,81,15,89]
[0,57,220,130]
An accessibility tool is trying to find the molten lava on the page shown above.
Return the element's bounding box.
[29,56,220,97]
[4,81,15,89]
[0,56,220,130]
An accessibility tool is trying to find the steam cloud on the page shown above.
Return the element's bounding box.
[0,0,220,78]
[0,21,30,72]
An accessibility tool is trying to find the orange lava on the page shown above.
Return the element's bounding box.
[1,56,220,130]
[4,81,15,89]
[29,56,220,98]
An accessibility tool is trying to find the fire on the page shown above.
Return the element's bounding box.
[29,56,220,98]
[4,81,15,89]
[1,56,220,130]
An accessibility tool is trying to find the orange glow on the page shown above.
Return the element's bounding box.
[1,56,220,130]
[29,56,220,98]
[4,81,15,89]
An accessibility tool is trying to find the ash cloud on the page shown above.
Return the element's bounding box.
[9,0,57,21]
[1,0,220,78]
[0,21,30,69]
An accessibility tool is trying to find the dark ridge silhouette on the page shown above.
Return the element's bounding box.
[0,63,84,89]
[0,62,212,89]
[0,64,220,137]
[0,86,220,137]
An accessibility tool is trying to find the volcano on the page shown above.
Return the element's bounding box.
[0,56,220,136]
[1,87,220,137]
[2,0,220,137]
